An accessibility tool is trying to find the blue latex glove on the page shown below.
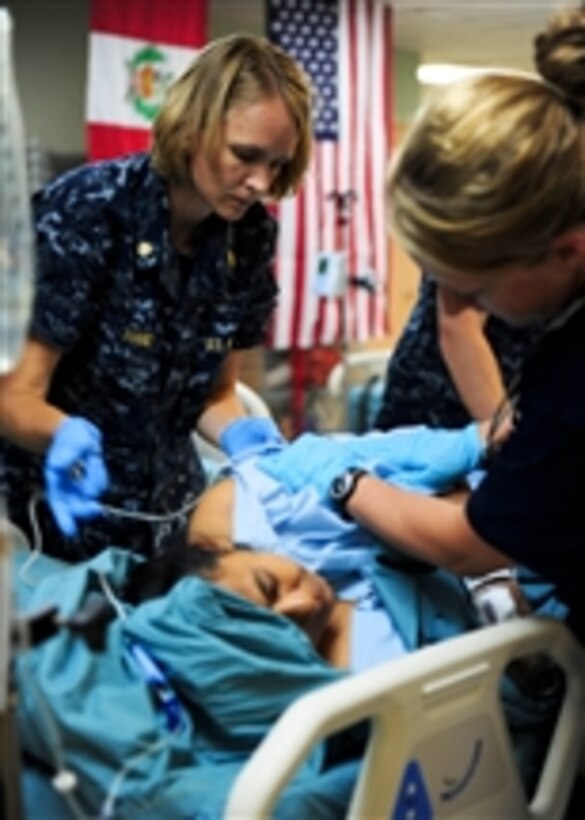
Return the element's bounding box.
[374,423,484,491]
[258,423,484,499]
[44,416,109,537]
[219,417,286,463]
[258,433,356,498]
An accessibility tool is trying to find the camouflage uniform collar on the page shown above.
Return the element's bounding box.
[133,157,170,277]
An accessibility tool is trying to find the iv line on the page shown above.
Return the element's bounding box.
[19,492,200,585]
[101,495,199,523]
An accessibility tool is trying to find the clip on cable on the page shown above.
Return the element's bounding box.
[127,641,184,732]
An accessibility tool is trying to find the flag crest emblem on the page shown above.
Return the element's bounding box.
[86,0,208,160]
[126,44,172,122]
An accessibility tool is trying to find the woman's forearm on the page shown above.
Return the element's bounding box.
[195,351,247,446]
[346,474,512,577]
[0,339,65,453]
[0,389,64,453]
[437,286,506,421]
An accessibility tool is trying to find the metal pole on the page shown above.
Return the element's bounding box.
[0,510,24,820]
[328,189,357,430]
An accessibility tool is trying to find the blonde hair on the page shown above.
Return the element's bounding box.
[387,9,585,274]
[151,34,313,198]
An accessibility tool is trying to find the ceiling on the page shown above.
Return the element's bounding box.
[392,1,569,70]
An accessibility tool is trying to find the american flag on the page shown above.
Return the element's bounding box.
[266,0,392,350]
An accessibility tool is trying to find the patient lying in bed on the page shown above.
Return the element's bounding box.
[114,435,566,804]
[10,426,566,817]
[128,535,417,676]
[184,434,565,679]
[118,471,565,801]
[10,431,565,819]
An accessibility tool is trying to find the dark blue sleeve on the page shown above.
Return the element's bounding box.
[467,309,585,611]
[30,164,116,351]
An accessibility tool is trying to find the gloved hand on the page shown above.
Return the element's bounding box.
[258,433,355,497]
[371,422,485,492]
[219,417,286,463]
[44,416,109,537]
[258,423,484,499]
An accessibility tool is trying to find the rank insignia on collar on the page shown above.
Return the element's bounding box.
[136,241,154,258]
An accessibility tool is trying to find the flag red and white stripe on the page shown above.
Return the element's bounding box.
[86,0,208,161]
[267,0,392,350]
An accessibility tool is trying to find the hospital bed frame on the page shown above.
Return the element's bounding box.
[326,348,390,400]
[226,617,585,819]
[326,348,389,431]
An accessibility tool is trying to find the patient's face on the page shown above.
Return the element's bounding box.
[212,550,335,645]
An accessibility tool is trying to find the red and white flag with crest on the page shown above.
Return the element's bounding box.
[86,0,208,161]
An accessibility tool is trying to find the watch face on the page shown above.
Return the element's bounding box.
[331,471,352,501]
[330,468,364,503]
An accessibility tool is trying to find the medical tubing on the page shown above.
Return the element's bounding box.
[97,572,128,621]
[18,492,48,585]
[20,492,201,582]
[98,736,172,820]
[98,575,186,731]
[19,617,177,820]
[100,496,199,523]
[15,467,200,810]
[19,554,182,819]
[22,656,88,820]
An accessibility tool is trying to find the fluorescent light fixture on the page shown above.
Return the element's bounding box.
[416,63,488,86]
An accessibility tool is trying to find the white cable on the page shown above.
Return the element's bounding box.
[24,648,174,820]
[94,573,185,818]
[17,491,45,585]
[101,495,198,523]
[97,573,127,621]
[22,655,88,820]
[14,492,193,819]
[19,569,170,819]
[18,492,200,586]
[98,736,171,820]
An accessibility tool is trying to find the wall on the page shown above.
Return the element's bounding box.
[8,0,90,156]
[6,0,265,156]
[388,48,422,345]
[394,48,420,126]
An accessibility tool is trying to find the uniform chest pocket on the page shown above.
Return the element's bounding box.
[97,324,163,396]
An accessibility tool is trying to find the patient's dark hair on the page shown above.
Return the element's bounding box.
[123,535,221,606]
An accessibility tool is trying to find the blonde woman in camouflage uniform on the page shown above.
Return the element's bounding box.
[0,34,312,560]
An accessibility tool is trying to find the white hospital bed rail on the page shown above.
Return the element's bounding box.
[225,617,585,819]
[326,348,389,400]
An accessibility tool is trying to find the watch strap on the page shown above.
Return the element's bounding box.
[330,467,368,519]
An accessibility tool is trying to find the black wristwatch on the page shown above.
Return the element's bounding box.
[329,468,368,519]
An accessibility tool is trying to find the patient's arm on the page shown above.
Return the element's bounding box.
[188,476,473,557]
[188,478,236,551]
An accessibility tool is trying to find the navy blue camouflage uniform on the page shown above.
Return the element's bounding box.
[375,277,543,430]
[0,153,278,559]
